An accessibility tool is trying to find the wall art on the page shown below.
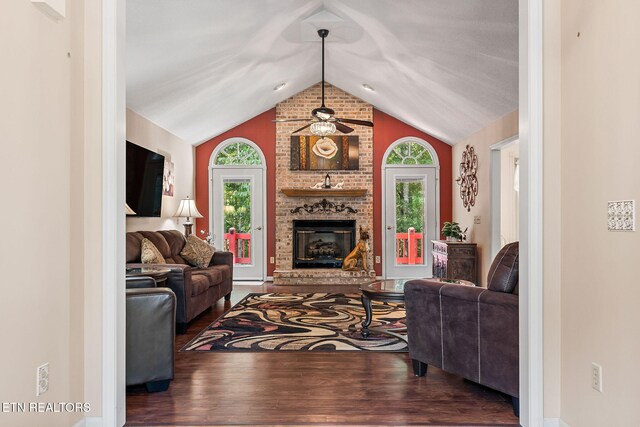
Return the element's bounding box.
[163,159,175,197]
[455,144,478,212]
[290,135,359,170]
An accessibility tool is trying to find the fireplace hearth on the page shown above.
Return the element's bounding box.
[293,220,356,268]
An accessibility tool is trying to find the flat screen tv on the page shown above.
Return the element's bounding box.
[126,141,165,217]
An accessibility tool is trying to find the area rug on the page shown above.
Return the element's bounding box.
[181,293,407,352]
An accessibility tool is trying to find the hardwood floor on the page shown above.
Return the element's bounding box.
[126,283,519,427]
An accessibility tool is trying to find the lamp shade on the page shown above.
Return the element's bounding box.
[174,197,203,219]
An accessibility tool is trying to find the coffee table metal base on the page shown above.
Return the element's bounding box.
[360,282,407,341]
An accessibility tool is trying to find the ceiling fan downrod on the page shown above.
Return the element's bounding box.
[318,29,329,108]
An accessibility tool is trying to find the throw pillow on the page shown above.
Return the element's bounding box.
[140,238,166,264]
[180,235,215,268]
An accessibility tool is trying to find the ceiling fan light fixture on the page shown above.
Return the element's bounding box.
[273,82,287,91]
[310,121,336,137]
[362,83,375,92]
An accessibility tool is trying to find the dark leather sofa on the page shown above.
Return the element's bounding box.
[405,242,519,415]
[126,276,175,392]
[126,230,233,333]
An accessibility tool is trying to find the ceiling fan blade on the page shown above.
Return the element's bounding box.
[292,123,312,134]
[336,118,374,127]
[273,118,311,122]
[334,122,354,134]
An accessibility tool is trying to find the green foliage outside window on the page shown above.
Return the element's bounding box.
[214,142,262,166]
[395,180,425,233]
[385,141,433,165]
[223,182,251,234]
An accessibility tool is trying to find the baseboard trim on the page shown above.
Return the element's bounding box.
[544,418,571,427]
[265,276,273,282]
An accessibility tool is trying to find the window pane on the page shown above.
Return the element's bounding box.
[385,142,434,165]
[223,179,252,265]
[394,177,425,266]
[214,142,262,166]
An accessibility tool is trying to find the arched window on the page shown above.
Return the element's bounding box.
[385,141,434,165]
[213,140,262,166]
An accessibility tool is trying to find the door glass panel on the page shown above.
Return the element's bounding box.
[222,178,252,265]
[394,177,425,266]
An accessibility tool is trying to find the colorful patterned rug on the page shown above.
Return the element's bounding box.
[181,293,407,352]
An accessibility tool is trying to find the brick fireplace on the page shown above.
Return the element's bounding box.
[273,83,375,285]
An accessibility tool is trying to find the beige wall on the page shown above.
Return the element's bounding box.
[452,110,518,286]
[126,109,195,233]
[558,0,640,425]
[0,1,84,425]
[543,0,562,419]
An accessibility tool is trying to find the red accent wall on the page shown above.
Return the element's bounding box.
[195,109,277,276]
[195,107,452,278]
[372,109,453,276]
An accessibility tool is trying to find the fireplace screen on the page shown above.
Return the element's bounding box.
[293,220,356,268]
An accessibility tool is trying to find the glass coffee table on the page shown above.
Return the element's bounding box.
[359,279,409,339]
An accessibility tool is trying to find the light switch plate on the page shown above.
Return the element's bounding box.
[607,200,635,231]
[32,0,65,20]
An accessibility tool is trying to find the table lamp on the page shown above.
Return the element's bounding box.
[174,197,203,237]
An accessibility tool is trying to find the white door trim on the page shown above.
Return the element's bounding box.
[381,138,440,279]
[489,135,520,259]
[208,138,267,281]
[102,1,545,425]
[519,0,544,425]
[102,0,126,425]
[210,168,266,280]
[383,167,437,279]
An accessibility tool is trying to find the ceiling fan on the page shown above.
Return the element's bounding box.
[274,29,374,135]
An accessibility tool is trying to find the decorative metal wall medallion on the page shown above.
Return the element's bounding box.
[290,199,358,214]
[607,200,635,231]
[455,145,479,212]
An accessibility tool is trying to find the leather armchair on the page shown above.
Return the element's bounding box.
[405,242,519,415]
[126,276,176,392]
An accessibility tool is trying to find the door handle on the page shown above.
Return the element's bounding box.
[386,225,393,230]
[255,226,263,231]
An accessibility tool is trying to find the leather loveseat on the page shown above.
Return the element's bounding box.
[126,230,233,334]
[405,242,520,415]
[126,276,175,392]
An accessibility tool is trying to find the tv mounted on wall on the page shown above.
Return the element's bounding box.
[126,141,165,217]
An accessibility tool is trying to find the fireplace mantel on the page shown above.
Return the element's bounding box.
[281,188,367,197]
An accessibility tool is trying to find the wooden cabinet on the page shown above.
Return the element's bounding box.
[431,240,478,284]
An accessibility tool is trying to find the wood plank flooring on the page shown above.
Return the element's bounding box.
[125,283,519,426]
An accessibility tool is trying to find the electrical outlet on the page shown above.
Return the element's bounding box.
[269,257,275,264]
[375,256,381,264]
[474,216,481,224]
[592,362,603,392]
[36,363,49,396]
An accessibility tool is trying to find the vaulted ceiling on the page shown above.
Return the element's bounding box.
[126,0,518,145]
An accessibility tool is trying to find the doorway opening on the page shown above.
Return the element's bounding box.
[490,136,520,259]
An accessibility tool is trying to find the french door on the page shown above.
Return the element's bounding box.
[211,168,265,280]
[384,167,437,279]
